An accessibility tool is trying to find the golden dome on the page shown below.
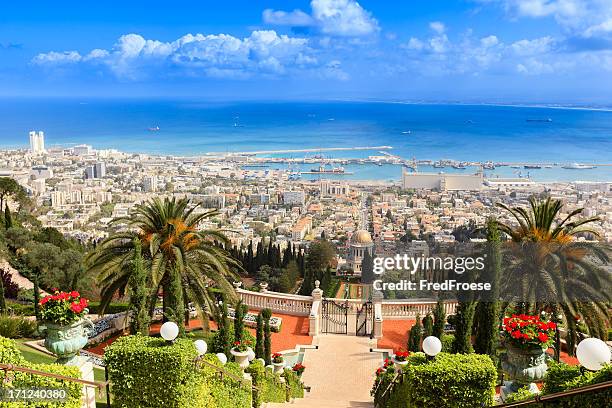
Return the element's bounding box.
[352,230,373,244]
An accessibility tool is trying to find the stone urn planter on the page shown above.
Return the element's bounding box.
[501,344,548,398]
[272,361,285,375]
[231,348,250,370]
[392,358,408,371]
[41,318,94,364]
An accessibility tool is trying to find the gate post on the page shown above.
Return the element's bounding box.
[309,280,323,336]
[372,290,384,339]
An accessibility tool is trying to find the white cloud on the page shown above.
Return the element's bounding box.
[405,37,425,51]
[429,21,446,34]
[511,36,555,55]
[264,0,379,37]
[262,9,314,26]
[33,30,317,79]
[480,35,499,47]
[33,51,82,64]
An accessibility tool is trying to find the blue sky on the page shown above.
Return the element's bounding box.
[1,0,611,103]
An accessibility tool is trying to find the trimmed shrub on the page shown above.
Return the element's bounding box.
[502,362,612,407]
[105,335,252,408]
[422,313,433,337]
[441,334,455,353]
[86,301,130,315]
[376,352,497,408]
[0,336,82,408]
[407,315,422,352]
[247,360,285,407]
[7,300,35,316]
[283,368,304,399]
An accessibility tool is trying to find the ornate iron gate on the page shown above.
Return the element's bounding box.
[356,301,373,337]
[321,299,348,334]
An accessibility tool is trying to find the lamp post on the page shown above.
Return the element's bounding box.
[160,321,179,345]
[576,338,611,373]
[422,336,442,361]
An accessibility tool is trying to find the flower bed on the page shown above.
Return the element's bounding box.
[39,290,88,325]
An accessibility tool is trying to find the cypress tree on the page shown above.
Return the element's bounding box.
[33,272,41,320]
[218,301,232,357]
[360,250,375,284]
[407,314,422,352]
[474,218,502,358]
[4,204,12,229]
[422,313,434,337]
[432,300,446,339]
[452,302,476,354]
[128,239,150,335]
[255,312,264,359]
[234,301,247,344]
[167,266,185,336]
[262,308,272,365]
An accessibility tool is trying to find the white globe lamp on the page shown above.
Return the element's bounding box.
[216,353,228,365]
[422,336,442,358]
[576,338,611,371]
[160,322,179,343]
[194,339,208,356]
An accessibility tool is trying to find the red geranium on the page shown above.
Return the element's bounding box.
[39,290,89,326]
[502,314,555,349]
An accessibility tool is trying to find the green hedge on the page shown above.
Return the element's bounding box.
[0,336,82,408]
[246,361,304,407]
[105,335,251,408]
[376,352,497,408]
[505,361,611,407]
[283,368,304,399]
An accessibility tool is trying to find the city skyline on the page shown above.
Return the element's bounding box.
[1,1,612,103]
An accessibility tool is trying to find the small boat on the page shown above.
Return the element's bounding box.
[524,165,541,169]
[147,126,160,131]
[483,162,495,170]
[510,165,521,169]
[433,161,445,168]
[452,162,468,170]
[526,118,552,122]
[401,130,411,135]
[310,165,346,174]
[561,163,596,170]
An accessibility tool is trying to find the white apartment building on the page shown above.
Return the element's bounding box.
[29,131,45,154]
[283,190,306,205]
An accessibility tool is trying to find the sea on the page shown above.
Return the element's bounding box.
[0,98,611,182]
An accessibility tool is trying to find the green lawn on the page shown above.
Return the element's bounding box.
[15,339,110,406]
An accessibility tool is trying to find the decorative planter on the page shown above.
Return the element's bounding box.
[231,349,250,370]
[502,344,548,393]
[392,358,408,371]
[273,361,285,375]
[41,318,94,364]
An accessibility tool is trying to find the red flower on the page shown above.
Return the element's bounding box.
[511,330,522,339]
[538,332,548,342]
[547,322,557,330]
[234,341,241,346]
[70,302,83,313]
[70,291,80,298]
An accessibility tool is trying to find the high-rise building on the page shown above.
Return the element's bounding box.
[29,131,45,154]
[85,162,106,179]
[143,176,158,192]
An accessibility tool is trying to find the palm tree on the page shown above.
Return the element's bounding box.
[497,196,611,352]
[87,197,240,332]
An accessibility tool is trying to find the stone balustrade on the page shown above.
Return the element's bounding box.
[381,299,458,320]
[236,288,313,316]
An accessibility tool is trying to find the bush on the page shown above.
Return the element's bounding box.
[0,336,82,408]
[105,334,251,408]
[0,314,37,338]
[283,368,304,399]
[7,300,35,316]
[209,325,255,354]
[441,334,454,352]
[376,352,497,408]
[0,268,19,299]
[246,361,303,407]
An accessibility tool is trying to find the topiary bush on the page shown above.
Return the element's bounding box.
[105,334,251,408]
[0,336,82,408]
[376,352,497,408]
[247,360,286,407]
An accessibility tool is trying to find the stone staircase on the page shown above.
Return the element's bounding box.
[267,334,379,408]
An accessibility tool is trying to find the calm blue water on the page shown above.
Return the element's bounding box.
[0,99,610,181]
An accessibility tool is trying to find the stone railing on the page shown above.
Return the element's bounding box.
[236,288,313,316]
[381,299,458,320]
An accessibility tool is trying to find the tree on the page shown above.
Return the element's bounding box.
[255,312,264,359]
[128,239,150,335]
[234,301,247,344]
[0,178,26,212]
[4,204,12,229]
[88,197,240,333]
[432,300,446,339]
[452,302,476,354]
[407,314,422,352]
[497,197,611,351]
[473,218,501,358]
[262,308,272,365]
[360,250,375,284]
[422,313,433,337]
[300,240,336,295]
